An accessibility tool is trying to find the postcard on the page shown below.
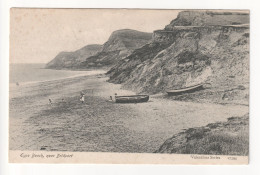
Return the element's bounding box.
[9,8,249,164]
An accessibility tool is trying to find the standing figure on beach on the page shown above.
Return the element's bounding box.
[109,93,117,102]
[109,96,113,101]
[80,94,85,103]
[49,99,52,104]
[80,91,85,103]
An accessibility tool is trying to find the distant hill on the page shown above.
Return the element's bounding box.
[77,29,152,68]
[46,44,102,69]
[46,29,152,69]
[102,29,153,52]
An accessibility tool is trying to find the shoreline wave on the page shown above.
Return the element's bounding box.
[9,70,106,89]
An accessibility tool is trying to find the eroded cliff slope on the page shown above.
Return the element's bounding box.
[108,11,249,104]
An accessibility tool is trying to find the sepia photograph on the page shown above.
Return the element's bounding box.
[9,8,249,164]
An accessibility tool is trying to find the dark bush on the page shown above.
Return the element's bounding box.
[177,51,210,65]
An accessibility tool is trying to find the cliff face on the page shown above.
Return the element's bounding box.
[46,29,152,69]
[165,11,249,29]
[108,11,249,104]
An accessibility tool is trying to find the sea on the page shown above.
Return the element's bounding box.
[10,63,105,86]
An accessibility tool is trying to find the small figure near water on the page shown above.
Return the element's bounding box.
[109,96,113,102]
[80,94,85,103]
[49,99,52,104]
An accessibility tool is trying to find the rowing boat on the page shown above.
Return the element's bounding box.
[166,83,204,96]
[115,95,149,103]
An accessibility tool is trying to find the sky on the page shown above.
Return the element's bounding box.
[10,8,181,64]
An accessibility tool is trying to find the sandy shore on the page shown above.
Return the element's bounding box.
[9,72,249,153]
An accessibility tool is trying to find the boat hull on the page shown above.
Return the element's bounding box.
[166,84,204,96]
[115,95,149,103]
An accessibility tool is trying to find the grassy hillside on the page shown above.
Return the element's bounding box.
[155,114,249,156]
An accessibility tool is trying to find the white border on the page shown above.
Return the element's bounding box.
[1,0,260,175]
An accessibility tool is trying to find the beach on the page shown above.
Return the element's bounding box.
[9,72,249,153]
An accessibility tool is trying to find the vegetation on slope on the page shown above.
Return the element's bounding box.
[155,114,249,156]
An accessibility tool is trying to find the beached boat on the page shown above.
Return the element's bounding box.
[166,83,204,96]
[115,95,149,103]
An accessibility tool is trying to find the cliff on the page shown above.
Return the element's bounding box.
[107,11,249,104]
[46,29,152,69]
[165,11,249,29]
